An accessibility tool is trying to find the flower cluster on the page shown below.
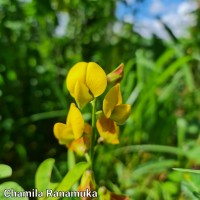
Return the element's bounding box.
[53,62,131,200]
[53,62,131,154]
[53,62,131,155]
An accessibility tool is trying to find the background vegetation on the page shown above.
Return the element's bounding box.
[1,0,200,199]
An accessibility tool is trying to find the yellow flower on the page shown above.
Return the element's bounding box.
[96,84,131,144]
[67,123,92,156]
[66,62,107,108]
[96,114,119,144]
[53,103,84,145]
[103,83,131,125]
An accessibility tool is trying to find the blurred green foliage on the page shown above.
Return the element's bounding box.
[1,0,200,199]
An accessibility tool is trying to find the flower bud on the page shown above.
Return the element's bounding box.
[78,170,96,200]
[98,187,130,200]
[107,63,124,84]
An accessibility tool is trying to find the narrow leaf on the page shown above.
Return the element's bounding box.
[52,162,90,200]
[173,168,200,174]
[157,56,191,85]
[155,49,175,70]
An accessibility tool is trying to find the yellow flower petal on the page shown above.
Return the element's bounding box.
[110,104,131,125]
[67,123,91,155]
[74,81,93,109]
[66,62,87,98]
[86,62,107,97]
[84,123,92,135]
[96,115,119,144]
[103,83,122,118]
[53,123,74,144]
[67,138,86,155]
[67,103,84,139]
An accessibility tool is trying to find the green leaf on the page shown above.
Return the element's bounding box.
[35,158,55,194]
[132,160,177,180]
[114,144,185,156]
[173,168,200,174]
[0,164,12,179]
[155,48,175,71]
[0,182,28,200]
[52,162,90,200]
[156,56,192,85]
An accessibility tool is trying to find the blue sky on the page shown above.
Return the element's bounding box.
[55,0,198,40]
[115,0,197,40]
[116,0,186,19]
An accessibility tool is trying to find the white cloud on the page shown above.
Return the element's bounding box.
[125,0,134,5]
[162,1,197,38]
[149,0,164,14]
[178,1,197,14]
[134,19,170,40]
[124,14,134,24]
[134,0,198,40]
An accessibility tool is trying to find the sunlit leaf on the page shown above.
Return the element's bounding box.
[52,162,90,200]
[173,168,200,174]
[35,158,56,194]
[0,164,12,179]
[0,182,28,200]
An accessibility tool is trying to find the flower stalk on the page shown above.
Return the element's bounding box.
[90,98,96,170]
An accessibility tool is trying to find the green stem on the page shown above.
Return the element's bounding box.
[90,98,97,170]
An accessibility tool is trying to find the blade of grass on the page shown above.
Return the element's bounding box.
[114,144,185,157]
